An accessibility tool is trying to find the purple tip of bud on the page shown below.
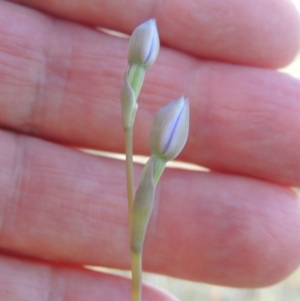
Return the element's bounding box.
[150,96,189,161]
[128,19,160,69]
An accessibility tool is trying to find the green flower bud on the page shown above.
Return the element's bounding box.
[128,19,160,69]
[150,96,189,162]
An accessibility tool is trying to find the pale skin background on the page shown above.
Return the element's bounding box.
[0,0,300,300]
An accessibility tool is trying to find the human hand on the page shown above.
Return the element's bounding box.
[0,0,300,300]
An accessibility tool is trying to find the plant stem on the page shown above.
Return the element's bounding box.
[131,251,142,301]
[125,127,134,235]
[125,127,142,301]
[125,127,144,301]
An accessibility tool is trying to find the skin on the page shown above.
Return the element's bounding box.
[0,0,300,299]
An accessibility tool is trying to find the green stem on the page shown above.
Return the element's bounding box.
[125,128,134,236]
[131,251,142,301]
[124,64,146,301]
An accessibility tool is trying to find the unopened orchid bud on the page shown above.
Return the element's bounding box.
[120,73,137,129]
[150,96,189,162]
[128,19,160,70]
[131,158,155,253]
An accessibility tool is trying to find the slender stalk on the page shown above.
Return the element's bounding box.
[125,127,142,301]
[125,128,143,301]
[131,251,142,301]
[125,127,134,232]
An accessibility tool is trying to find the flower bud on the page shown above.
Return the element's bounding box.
[150,96,189,162]
[128,19,160,69]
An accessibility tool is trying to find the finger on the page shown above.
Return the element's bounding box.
[0,255,177,301]
[8,0,300,67]
[1,2,300,186]
[1,130,300,287]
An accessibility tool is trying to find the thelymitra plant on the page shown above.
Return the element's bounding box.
[120,19,189,301]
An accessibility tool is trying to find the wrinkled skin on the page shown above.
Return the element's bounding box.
[0,0,300,300]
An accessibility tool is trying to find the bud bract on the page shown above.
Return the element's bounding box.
[150,96,189,162]
[120,73,137,129]
[126,64,145,99]
[131,158,155,253]
[128,19,160,69]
